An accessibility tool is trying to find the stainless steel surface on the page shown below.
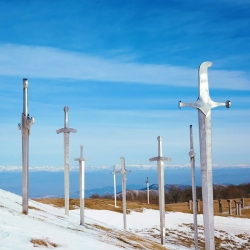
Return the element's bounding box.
[74,145,88,225]
[149,136,171,245]
[119,157,131,230]
[146,177,149,204]
[189,125,198,250]
[112,165,119,207]
[56,106,77,216]
[179,62,230,250]
[18,78,35,215]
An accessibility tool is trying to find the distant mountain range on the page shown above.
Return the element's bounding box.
[72,184,145,198]
[1,164,250,172]
[71,184,193,198]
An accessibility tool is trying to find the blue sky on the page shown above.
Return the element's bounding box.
[0,0,250,168]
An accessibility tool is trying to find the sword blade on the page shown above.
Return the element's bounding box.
[198,110,215,250]
[64,132,70,216]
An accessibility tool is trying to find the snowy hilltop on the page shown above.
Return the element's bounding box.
[0,189,250,249]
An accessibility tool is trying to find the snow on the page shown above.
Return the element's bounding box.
[0,189,250,249]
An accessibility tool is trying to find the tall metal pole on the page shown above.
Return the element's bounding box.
[111,165,119,207]
[74,145,88,225]
[119,157,131,230]
[149,136,171,245]
[146,177,150,204]
[18,78,35,215]
[56,106,77,216]
[179,62,230,250]
[189,125,198,250]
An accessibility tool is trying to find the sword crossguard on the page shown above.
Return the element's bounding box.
[56,106,77,134]
[149,136,172,163]
[56,128,77,134]
[179,62,231,115]
[149,156,171,162]
[18,114,35,132]
[74,145,88,162]
[189,149,196,158]
[119,157,131,175]
[111,165,120,175]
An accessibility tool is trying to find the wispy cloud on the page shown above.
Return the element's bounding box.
[0,44,249,90]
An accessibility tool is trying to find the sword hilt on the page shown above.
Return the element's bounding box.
[64,106,69,128]
[74,145,88,162]
[179,62,231,115]
[56,106,77,134]
[149,136,171,163]
[18,79,35,132]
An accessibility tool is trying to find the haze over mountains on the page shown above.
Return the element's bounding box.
[0,165,250,199]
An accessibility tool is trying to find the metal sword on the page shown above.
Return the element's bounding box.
[118,157,131,230]
[18,78,35,215]
[146,177,150,204]
[179,61,230,250]
[74,145,88,225]
[189,125,198,250]
[149,136,171,245]
[56,106,77,216]
[111,165,119,207]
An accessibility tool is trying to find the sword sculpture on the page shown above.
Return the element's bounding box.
[74,145,88,225]
[119,157,131,230]
[179,62,230,250]
[18,78,35,215]
[189,125,198,250]
[111,165,119,207]
[149,136,171,245]
[146,177,150,204]
[56,106,77,216]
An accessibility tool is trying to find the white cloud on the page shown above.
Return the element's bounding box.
[0,44,249,90]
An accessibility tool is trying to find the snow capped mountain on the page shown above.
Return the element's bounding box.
[1,164,250,173]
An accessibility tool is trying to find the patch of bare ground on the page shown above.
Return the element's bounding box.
[28,206,41,211]
[30,238,58,248]
[34,198,250,249]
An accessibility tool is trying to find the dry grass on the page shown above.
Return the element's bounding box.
[30,238,58,248]
[34,197,250,219]
[28,206,41,211]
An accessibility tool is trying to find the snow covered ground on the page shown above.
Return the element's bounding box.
[0,189,249,249]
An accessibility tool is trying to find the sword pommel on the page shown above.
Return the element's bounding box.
[157,136,162,141]
[179,101,183,109]
[23,78,28,89]
[226,100,231,108]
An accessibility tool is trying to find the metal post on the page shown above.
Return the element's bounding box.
[188,200,192,210]
[111,165,119,207]
[241,197,244,208]
[118,157,131,230]
[149,136,171,245]
[56,106,77,216]
[74,145,88,225]
[146,177,150,204]
[189,125,198,250]
[18,79,35,215]
[237,202,242,216]
[196,200,201,212]
[227,199,232,215]
[234,200,238,215]
[179,62,230,250]
[218,200,222,213]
